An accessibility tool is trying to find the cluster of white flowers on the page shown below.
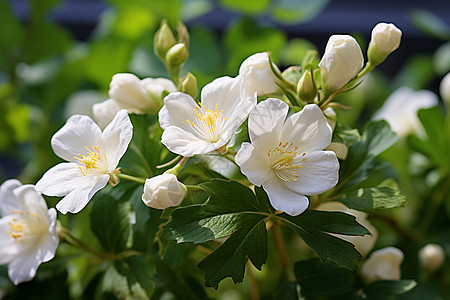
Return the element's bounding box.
[0,21,408,286]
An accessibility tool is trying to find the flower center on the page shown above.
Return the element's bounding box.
[8,210,45,242]
[186,103,227,143]
[268,142,306,182]
[74,146,108,176]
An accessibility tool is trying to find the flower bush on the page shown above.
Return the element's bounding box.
[1,1,450,299]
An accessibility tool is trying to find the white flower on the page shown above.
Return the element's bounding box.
[142,174,187,209]
[373,87,438,137]
[239,52,281,96]
[159,76,256,157]
[418,243,445,273]
[368,23,402,66]
[36,110,133,214]
[109,73,176,114]
[92,99,122,130]
[319,35,364,94]
[361,247,404,284]
[0,179,59,285]
[440,72,450,105]
[317,201,377,257]
[235,98,339,216]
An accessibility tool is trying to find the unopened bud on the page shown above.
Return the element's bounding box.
[180,72,198,99]
[154,20,177,62]
[297,70,317,102]
[419,244,445,273]
[177,21,190,47]
[166,43,189,67]
[281,66,301,86]
[440,72,450,108]
[368,23,402,66]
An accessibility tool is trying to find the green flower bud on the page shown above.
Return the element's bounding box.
[154,20,177,62]
[177,21,190,47]
[180,72,198,99]
[297,70,317,102]
[165,43,189,67]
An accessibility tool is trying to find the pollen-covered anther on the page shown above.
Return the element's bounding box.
[185,102,227,143]
[74,146,108,176]
[268,142,305,182]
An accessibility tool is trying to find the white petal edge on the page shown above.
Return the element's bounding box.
[51,114,103,162]
[235,142,271,187]
[161,126,217,157]
[0,179,22,217]
[101,109,133,169]
[56,174,109,214]
[158,92,198,131]
[248,98,288,143]
[0,216,20,264]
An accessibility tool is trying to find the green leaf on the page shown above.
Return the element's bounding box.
[271,0,331,24]
[295,258,355,298]
[219,0,270,14]
[337,120,399,193]
[163,179,272,288]
[362,280,417,299]
[114,256,156,299]
[102,262,149,300]
[394,54,435,89]
[90,190,132,253]
[410,10,450,40]
[280,38,317,66]
[332,122,361,147]
[280,210,368,270]
[336,185,406,213]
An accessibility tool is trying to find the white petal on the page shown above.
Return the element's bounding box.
[201,76,242,120]
[0,216,19,264]
[281,104,332,153]
[35,163,92,197]
[0,179,22,217]
[248,98,288,143]
[56,174,109,214]
[263,176,309,216]
[158,92,198,130]
[51,114,102,162]
[40,208,59,262]
[13,185,48,216]
[161,126,216,157]
[92,99,122,130]
[8,251,42,285]
[287,151,339,196]
[101,109,133,169]
[235,142,271,186]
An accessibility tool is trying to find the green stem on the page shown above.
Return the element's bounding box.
[185,184,205,191]
[117,173,146,184]
[61,228,117,260]
[271,221,289,277]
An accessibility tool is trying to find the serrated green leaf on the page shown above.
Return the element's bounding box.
[163,179,272,243]
[163,179,271,288]
[280,210,367,270]
[362,280,417,299]
[90,192,132,253]
[102,263,148,300]
[336,120,399,193]
[336,186,406,212]
[295,258,355,298]
[197,219,267,288]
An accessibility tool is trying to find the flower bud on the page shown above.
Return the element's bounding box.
[319,35,364,95]
[440,72,450,107]
[177,20,190,47]
[142,174,187,210]
[239,52,281,96]
[368,23,402,66]
[154,20,177,62]
[165,43,189,67]
[180,72,198,99]
[418,244,445,273]
[361,247,404,284]
[108,73,176,115]
[297,70,317,102]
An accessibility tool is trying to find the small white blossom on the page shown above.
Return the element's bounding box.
[317,201,377,257]
[239,52,281,96]
[368,23,402,66]
[440,72,450,105]
[159,76,256,157]
[361,247,404,284]
[0,180,59,285]
[319,35,364,94]
[418,243,445,273]
[373,87,438,137]
[142,174,187,209]
[36,110,133,214]
[235,98,339,216]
